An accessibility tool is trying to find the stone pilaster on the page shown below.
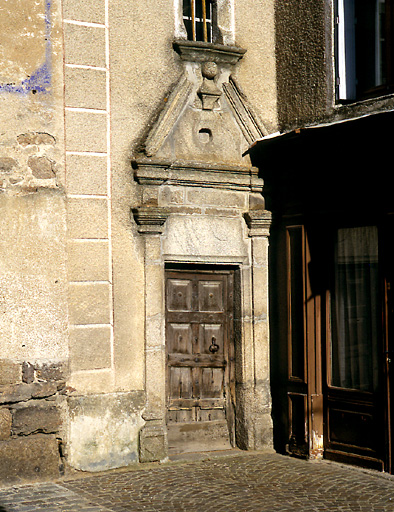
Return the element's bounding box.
[244,209,274,449]
[132,205,169,462]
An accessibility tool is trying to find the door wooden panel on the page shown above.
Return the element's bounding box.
[283,225,323,458]
[324,225,386,470]
[167,323,193,354]
[167,279,193,311]
[166,269,234,455]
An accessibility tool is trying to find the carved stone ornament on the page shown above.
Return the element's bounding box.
[198,62,222,110]
[244,209,272,237]
[132,205,170,235]
[222,76,267,145]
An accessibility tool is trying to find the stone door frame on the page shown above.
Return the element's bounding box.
[134,206,273,462]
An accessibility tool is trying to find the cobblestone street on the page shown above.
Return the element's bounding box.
[0,450,394,511]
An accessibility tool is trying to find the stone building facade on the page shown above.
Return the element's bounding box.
[3,0,391,483]
[0,0,277,482]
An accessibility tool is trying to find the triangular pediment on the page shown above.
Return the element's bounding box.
[138,71,268,169]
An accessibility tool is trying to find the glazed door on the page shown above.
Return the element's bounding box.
[280,222,389,469]
[284,225,323,459]
[165,269,235,455]
[383,217,394,473]
[324,226,387,470]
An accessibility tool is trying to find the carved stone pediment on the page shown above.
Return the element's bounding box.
[134,41,268,194]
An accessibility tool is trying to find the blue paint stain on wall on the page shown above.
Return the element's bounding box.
[0,0,52,94]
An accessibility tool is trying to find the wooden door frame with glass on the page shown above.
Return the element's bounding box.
[277,218,392,472]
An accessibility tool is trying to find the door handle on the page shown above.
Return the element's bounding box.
[209,336,219,353]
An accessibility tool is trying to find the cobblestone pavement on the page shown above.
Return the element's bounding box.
[1,450,394,511]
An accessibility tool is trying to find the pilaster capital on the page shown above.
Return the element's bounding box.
[244,209,272,237]
[132,205,170,235]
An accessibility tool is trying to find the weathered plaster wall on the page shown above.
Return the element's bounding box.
[108,0,184,394]
[0,193,68,360]
[275,0,331,130]
[67,392,145,471]
[0,0,68,483]
[274,0,394,129]
[235,0,278,133]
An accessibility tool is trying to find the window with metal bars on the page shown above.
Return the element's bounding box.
[183,0,215,43]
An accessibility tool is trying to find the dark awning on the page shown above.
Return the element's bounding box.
[248,109,394,216]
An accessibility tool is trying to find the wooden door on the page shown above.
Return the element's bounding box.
[382,217,394,473]
[165,269,235,455]
[324,225,386,471]
[284,224,323,459]
[280,221,390,470]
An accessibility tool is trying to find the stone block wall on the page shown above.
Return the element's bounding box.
[63,0,114,395]
[0,360,67,484]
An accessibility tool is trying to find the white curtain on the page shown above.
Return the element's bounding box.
[331,226,380,391]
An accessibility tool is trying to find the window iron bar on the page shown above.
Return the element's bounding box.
[202,0,207,42]
[183,0,213,43]
[191,0,196,41]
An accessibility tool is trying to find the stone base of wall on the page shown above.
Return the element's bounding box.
[0,434,61,484]
[67,391,145,472]
[0,360,67,485]
[139,420,167,463]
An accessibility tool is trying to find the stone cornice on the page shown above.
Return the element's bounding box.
[133,158,264,193]
[173,39,246,65]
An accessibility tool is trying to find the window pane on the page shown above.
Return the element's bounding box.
[378,0,387,84]
[288,227,305,380]
[183,0,214,42]
[337,0,393,100]
[330,226,380,391]
[355,0,383,92]
[196,20,204,42]
[196,0,203,19]
[206,22,212,42]
[337,0,357,100]
[206,0,212,21]
[183,0,192,18]
[184,19,193,40]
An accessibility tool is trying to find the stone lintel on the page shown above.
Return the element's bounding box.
[133,159,263,192]
[244,210,272,237]
[132,205,170,235]
[173,39,246,65]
